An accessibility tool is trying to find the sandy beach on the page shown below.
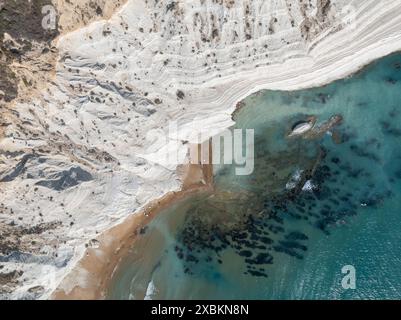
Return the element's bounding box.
[52,143,214,299]
[52,163,214,299]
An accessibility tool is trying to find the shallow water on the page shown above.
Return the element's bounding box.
[108,54,401,300]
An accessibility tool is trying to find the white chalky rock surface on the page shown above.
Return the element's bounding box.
[1,0,401,299]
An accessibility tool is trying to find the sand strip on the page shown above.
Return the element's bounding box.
[52,143,214,299]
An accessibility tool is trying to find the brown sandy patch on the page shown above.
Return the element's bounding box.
[53,0,126,34]
[0,0,126,108]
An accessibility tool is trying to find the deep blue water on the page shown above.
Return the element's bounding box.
[108,53,401,300]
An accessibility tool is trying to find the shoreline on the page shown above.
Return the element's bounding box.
[230,49,401,130]
[43,0,401,299]
[51,49,401,300]
[51,48,397,299]
[52,147,214,299]
[2,0,401,300]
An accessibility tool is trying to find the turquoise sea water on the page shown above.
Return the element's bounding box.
[108,54,401,300]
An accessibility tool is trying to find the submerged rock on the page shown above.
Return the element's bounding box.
[288,119,315,137]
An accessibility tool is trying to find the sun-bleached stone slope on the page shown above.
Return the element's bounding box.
[1,0,401,299]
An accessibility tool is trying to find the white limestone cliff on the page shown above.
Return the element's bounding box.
[1,0,401,299]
